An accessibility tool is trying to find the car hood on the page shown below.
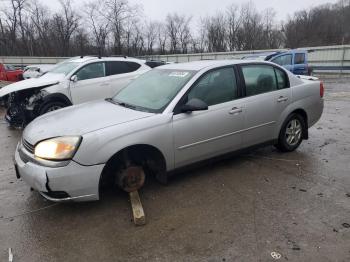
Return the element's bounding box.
[0,73,64,98]
[23,99,154,145]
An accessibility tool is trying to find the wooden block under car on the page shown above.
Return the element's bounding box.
[129,190,146,226]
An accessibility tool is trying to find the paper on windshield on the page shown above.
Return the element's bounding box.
[169,72,189,78]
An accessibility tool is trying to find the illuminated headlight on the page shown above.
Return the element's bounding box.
[34,136,81,161]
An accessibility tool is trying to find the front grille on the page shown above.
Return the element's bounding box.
[6,105,26,128]
[22,138,35,154]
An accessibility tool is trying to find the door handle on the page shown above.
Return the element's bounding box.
[229,107,242,115]
[277,96,288,102]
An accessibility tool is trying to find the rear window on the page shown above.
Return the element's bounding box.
[274,68,289,89]
[106,61,141,76]
[241,65,278,96]
[5,65,16,71]
[294,53,306,64]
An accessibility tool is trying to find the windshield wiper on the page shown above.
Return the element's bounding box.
[106,98,137,110]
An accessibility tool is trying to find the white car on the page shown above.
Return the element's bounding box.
[0,56,151,127]
[23,64,55,79]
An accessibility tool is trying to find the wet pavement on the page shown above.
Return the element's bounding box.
[0,79,349,262]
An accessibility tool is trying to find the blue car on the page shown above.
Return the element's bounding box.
[242,50,311,76]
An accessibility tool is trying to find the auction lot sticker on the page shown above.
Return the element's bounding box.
[169,72,189,77]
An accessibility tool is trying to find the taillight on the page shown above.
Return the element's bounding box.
[320,82,324,98]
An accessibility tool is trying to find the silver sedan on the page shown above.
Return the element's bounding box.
[14,60,324,202]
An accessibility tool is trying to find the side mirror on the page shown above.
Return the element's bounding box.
[181,98,208,113]
[70,75,78,82]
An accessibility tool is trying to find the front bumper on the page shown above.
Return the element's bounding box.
[14,143,105,202]
[5,104,35,128]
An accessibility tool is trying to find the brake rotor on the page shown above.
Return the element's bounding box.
[116,166,145,192]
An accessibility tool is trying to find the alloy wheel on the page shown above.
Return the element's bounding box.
[285,119,302,146]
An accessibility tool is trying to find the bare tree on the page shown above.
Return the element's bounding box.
[166,13,192,53]
[51,0,80,56]
[85,1,109,56]
[237,2,264,50]
[156,22,167,54]
[226,4,241,51]
[104,0,139,55]
[1,0,350,57]
[178,16,192,54]
[144,20,157,55]
[203,12,227,52]
[29,0,52,55]
[166,13,180,53]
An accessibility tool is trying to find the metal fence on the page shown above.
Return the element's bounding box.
[141,45,350,76]
[1,45,350,76]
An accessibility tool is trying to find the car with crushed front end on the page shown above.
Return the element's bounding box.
[0,56,151,128]
[14,60,324,202]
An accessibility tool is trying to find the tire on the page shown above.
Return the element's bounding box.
[276,113,305,152]
[308,67,314,76]
[39,101,67,115]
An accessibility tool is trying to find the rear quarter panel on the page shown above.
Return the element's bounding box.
[274,76,323,139]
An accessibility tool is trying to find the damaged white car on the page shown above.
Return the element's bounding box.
[0,56,150,127]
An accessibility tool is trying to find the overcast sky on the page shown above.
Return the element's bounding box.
[48,0,339,23]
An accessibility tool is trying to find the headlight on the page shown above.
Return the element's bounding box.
[34,136,81,160]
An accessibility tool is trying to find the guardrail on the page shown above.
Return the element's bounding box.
[1,45,349,76]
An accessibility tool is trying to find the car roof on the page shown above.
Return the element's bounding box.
[67,56,145,64]
[157,59,271,71]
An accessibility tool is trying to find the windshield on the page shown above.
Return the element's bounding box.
[242,56,267,61]
[112,69,196,113]
[49,61,82,76]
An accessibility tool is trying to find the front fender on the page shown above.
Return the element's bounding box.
[73,114,175,171]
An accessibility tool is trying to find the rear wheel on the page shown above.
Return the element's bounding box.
[276,113,305,152]
[39,101,67,115]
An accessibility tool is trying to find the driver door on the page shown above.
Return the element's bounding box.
[70,62,110,104]
[172,67,245,168]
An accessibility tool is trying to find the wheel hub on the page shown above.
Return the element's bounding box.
[285,119,302,146]
[116,166,145,192]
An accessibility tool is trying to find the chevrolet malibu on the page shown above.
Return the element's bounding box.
[14,60,324,202]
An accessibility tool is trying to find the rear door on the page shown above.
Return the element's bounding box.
[70,62,109,104]
[238,64,291,147]
[105,61,144,96]
[173,66,245,168]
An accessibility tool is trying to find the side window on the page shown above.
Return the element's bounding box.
[5,65,15,71]
[76,62,105,81]
[241,65,277,96]
[272,54,292,66]
[294,53,305,64]
[106,61,141,76]
[274,68,289,89]
[187,67,237,106]
[126,62,141,72]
